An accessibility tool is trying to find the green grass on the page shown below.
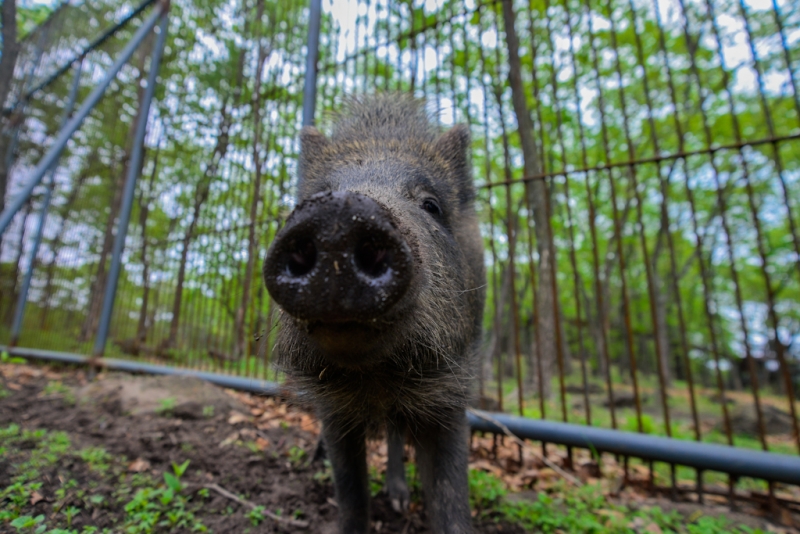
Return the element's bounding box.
[0,425,208,534]
[42,382,75,405]
[469,470,767,533]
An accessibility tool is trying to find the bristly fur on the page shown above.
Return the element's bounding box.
[330,94,439,143]
[273,93,485,439]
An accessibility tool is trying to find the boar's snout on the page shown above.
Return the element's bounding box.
[264,191,414,325]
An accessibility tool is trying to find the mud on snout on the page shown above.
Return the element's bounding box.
[263,190,415,363]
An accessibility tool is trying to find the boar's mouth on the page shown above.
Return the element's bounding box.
[304,319,386,364]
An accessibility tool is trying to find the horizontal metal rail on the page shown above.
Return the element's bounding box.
[1,346,284,397]
[479,130,800,189]
[4,345,800,486]
[468,410,800,487]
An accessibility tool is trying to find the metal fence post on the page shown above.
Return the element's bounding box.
[0,3,166,237]
[9,60,83,347]
[92,9,169,358]
[302,0,322,128]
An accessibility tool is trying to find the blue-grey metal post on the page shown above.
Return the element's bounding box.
[92,10,168,358]
[0,4,165,237]
[9,61,84,347]
[301,0,322,127]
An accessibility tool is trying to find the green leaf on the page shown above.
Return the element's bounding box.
[172,459,191,478]
[163,472,182,493]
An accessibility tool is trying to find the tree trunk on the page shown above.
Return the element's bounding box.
[235,0,269,358]
[167,185,205,348]
[78,162,127,342]
[39,160,93,328]
[0,0,20,255]
[501,0,555,399]
[165,103,235,349]
[165,33,248,351]
[0,0,19,114]
[78,39,151,343]
[135,146,160,345]
[651,268,671,386]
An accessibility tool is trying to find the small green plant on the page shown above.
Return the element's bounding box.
[287,445,307,467]
[9,514,45,533]
[397,462,422,500]
[368,466,384,497]
[247,505,266,526]
[0,351,26,364]
[121,460,206,533]
[62,505,81,526]
[244,441,261,454]
[79,447,112,473]
[156,397,177,416]
[313,460,333,483]
[163,460,190,494]
[42,382,75,405]
[202,405,215,418]
[468,469,506,510]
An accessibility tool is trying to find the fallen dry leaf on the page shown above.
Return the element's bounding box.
[227,411,250,425]
[128,458,151,472]
[629,516,664,533]
[30,491,44,505]
[780,507,794,527]
[17,368,42,379]
[219,431,240,447]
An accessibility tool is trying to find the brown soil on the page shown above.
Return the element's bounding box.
[0,364,523,533]
[2,362,797,533]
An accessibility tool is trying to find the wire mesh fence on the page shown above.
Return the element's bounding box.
[309,0,800,459]
[1,0,800,491]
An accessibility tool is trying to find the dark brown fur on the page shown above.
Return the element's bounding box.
[269,94,485,534]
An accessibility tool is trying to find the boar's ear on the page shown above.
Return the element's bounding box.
[434,124,474,203]
[300,126,330,155]
[299,126,331,182]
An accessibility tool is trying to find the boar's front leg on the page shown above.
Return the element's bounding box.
[322,418,370,533]
[415,411,472,534]
[386,417,410,513]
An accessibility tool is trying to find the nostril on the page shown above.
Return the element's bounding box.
[354,238,393,278]
[286,237,317,277]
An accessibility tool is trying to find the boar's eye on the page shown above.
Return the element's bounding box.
[422,198,442,218]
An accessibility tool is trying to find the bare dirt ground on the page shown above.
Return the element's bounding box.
[1,361,798,533]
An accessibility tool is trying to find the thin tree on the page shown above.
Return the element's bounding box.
[500,0,558,398]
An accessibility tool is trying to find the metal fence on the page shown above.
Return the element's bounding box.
[2,0,800,508]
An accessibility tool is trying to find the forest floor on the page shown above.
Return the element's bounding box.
[1,359,799,533]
